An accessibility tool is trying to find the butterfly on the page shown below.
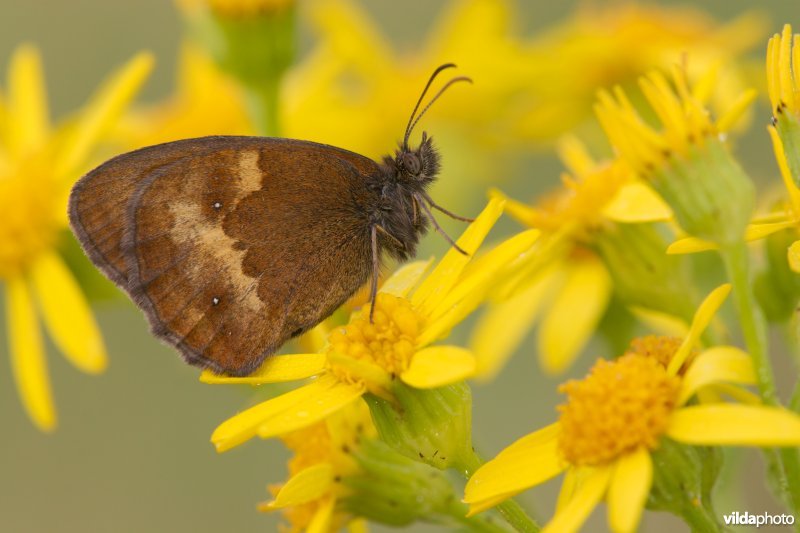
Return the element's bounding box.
[68,63,471,376]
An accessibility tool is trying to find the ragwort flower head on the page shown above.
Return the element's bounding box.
[116,43,254,147]
[283,0,535,158]
[596,65,757,247]
[471,136,679,379]
[768,24,800,188]
[203,198,539,454]
[518,3,765,143]
[261,400,371,532]
[0,45,152,431]
[667,25,800,275]
[465,285,800,533]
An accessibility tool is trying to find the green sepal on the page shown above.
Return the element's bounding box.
[365,381,474,471]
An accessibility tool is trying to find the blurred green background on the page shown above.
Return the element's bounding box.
[1,1,798,532]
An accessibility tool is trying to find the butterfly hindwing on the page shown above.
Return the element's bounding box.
[70,136,380,375]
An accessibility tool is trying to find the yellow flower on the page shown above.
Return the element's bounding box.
[116,43,254,147]
[260,400,372,533]
[0,45,152,431]
[202,197,540,452]
[283,0,535,159]
[471,137,672,379]
[596,65,757,246]
[518,3,765,143]
[669,25,800,271]
[767,24,800,187]
[465,285,800,532]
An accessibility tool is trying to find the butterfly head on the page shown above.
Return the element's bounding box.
[386,63,469,190]
[390,131,441,187]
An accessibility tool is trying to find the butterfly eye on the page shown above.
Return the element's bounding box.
[402,153,422,175]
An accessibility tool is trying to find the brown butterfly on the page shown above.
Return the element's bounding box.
[68,64,472,376]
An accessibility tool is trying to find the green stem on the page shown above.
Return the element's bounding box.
[719,242,777,404]
[458,451,540,533]
[679,500,722,533]
[791,379,800,413]
[720,242,800,517]
[247,79,281,137]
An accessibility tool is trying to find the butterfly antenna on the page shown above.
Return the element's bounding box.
[406,76,472,147]
[403,63,457,151]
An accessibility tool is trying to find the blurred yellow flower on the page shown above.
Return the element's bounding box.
[465,285,800,533]
[669,25,800,269]
[283,0,535,159]
[116,43,254,148]
[202,198,540,452]
[260,400,372,533]
[597,65,757,247]
[0,44,152,431]
[517,3,766,143]
[471,137,671,379]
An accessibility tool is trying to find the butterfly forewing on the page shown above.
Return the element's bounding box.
[69,136,379,375]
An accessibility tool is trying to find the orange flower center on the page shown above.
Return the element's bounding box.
[530,162,629,232]
[0,166,60,279]
[326,293,421,385]
[627,335,697,375]
[557,354,681,466]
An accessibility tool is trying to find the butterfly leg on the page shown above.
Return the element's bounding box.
[414,193,468,255]
[375,224,406,250]
[419,190,475,222]
[369,224,380,323]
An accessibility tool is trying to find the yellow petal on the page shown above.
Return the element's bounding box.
[488,188,539,227]
[466,491,525,517]
[542,466,611,533]
[419,229,540,346]
[683,194,774,258]
[326,352,392,391]
[769,125,800,213]
[789,240,800,273]
[668,284,731,376]
[607,448,652,533]
[538,257,611,375]
[30,251,107,374]
[200,354,326,384]
[256,382,364,441]
[380,259,433,297]
[297,321,330,353]
[555,467,579,512]
[6,276,56,431]
[464,424,564,504]
[744,221,798,241]
[307,496,336,533]
[401,346,476,388]
[717,88,758,133]
[667,405,800,446]
[602,181,672,223]
[211,374,362,452]
[470,276,549,381]
[411,197,504,315]
[678,346,755,406]
[628,307,688,338]
[667,237,717,254]
[7,44,49,155]
[270,463,335,508]
[55,51,154,181]
[308,0,393,78]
